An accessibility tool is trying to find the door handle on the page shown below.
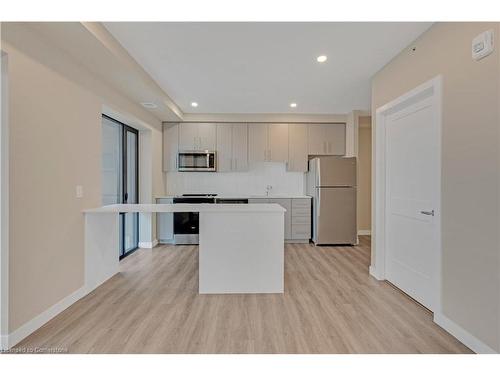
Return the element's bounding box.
[420,210,434,216]
[124,192,128,203]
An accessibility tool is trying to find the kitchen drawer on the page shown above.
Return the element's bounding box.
[291,224,311,239]
[292,207,311,217]
[292,215,311,225]
[292,198,311,209]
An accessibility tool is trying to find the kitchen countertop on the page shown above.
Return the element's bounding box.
[83,203,286,214]
[155,194,312,200]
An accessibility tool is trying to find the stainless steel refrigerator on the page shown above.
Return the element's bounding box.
[307,156,357,245]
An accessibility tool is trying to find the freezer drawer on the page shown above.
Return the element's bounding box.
[315,187,356,245]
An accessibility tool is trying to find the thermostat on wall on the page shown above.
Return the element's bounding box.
[472,30,494,61]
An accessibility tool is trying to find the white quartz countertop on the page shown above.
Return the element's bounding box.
[155,194,312,200]
[83,203,286,214]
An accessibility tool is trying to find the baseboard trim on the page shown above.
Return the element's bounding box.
[358,230,371,235]
[434,313,497,354]
[7,285,88,349]
[139,239,159,249]
[0,334,8,351]
[369,265,384,280]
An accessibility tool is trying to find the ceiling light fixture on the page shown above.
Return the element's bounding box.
[191,102,198,108]
[316,55,328,63]
[140,102,158,109]
[290,103,297,108]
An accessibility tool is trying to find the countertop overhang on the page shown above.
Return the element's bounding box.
[83,203,286,214]
[155,194,312,200]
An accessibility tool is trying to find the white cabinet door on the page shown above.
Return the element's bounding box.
[198,123,217,150]
[232,124,248,171]
[248,124,268,162]
[325,124,346,155]
[288,124,308,172]
[163,123,179,172]
[178,123,199,150]
[157,198,174,242]
[268,124,288,162]
[308,124,327,155]
[216,124,233,172]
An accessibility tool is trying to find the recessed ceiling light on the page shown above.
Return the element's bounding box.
[316,55,327,63]
[290,103,297,108]
[140,102,157,109]
[191,102,198,108]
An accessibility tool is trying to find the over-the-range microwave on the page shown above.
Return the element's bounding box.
[177,151,217,172]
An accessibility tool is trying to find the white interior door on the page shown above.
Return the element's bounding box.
[385,96,439,311]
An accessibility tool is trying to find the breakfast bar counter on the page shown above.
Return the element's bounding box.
[83,204,285,295]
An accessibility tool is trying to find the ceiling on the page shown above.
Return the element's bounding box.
[104,22,432,115]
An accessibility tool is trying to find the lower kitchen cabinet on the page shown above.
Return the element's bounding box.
[267,198,292,240]
[248,197,311,242]
[156,198,174,243]
[291,198,311,241]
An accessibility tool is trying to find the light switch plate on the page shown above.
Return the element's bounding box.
[472,30,494,61]
[76,185,83,198]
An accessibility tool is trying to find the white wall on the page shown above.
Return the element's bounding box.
[372,22,500,353]
[2,22,164,334]
[166,162,305,196]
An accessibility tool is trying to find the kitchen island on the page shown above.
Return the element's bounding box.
[83,203,285,295]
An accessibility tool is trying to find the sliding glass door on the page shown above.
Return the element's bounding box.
[122,128,138,256]
[101,115,139,259]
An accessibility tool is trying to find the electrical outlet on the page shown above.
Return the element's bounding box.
[76,185,84,198]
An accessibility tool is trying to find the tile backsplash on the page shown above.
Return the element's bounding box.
[166,162,306,196]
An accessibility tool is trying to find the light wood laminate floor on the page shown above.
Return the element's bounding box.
[15,236,471,353]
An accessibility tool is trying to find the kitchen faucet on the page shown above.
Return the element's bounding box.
[266,185,273,196]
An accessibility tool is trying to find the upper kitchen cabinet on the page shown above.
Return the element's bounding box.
[308,123,346,155]
[249,124,289,163]
[248,124,268,162]
[268,124,289,162]
[216,123,248,172]
[232,124,249,171]
[287,124,308,172]
[163,123,179,172]
[178,122,216,151]
[325,124,346,155]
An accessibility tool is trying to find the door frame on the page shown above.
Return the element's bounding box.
[371,75,442,314]
[0,51,9,350]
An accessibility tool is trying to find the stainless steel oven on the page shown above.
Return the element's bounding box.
[173,194,217,244]
[177,151,216,172]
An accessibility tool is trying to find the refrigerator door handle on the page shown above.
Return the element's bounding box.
[317,188,321,217]
[317,159,321,187]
